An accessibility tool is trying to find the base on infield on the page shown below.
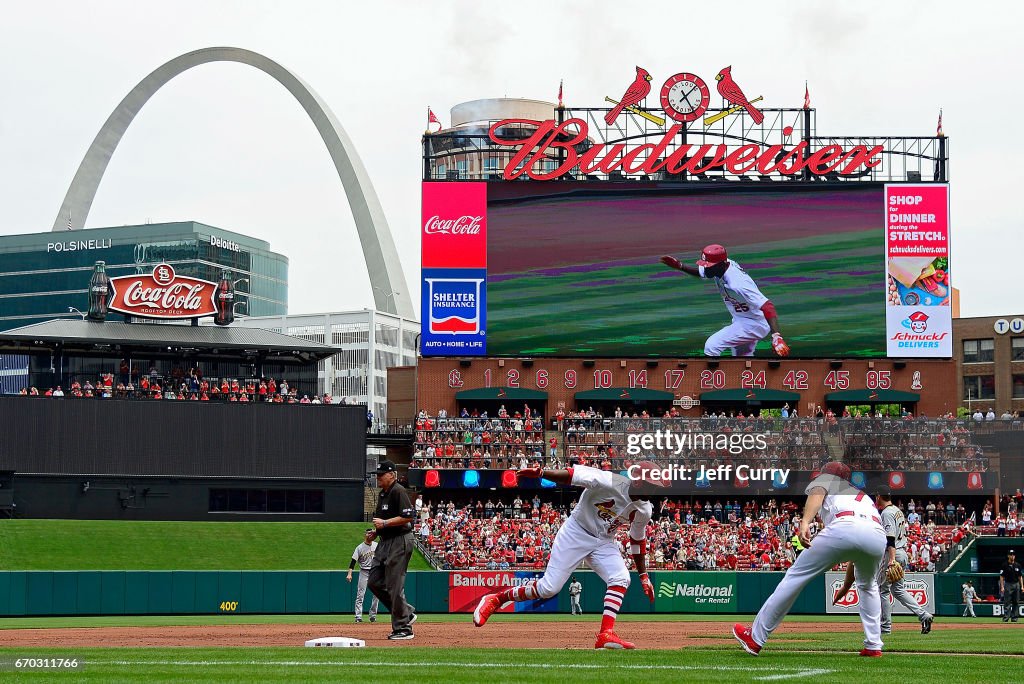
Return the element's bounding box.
[304,636,365,647]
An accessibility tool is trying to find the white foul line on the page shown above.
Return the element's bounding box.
[105,659,833,678]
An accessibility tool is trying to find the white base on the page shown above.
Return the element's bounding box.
[304,637,366,648]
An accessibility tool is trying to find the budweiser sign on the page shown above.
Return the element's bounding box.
[109,264,218,319]
[489,119,885,181]
[424,215,483,235]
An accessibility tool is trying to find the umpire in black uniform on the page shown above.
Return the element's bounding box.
[1000,549,1022,623]
[367,460,417,639]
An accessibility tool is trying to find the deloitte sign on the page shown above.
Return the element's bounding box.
[656,574,737,612]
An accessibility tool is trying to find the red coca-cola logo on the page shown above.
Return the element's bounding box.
[424,215,483,235]
[109,264,218,319]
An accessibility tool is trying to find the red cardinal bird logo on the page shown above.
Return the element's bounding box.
[605,66,652,125]
[715,66,763,125]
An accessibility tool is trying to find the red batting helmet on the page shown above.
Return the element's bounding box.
[696,244,728,267]
[820,461,852,482]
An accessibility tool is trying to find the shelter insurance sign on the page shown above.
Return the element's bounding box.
[421,182,488,356]
[885,184,952,357]
[109,264,218,319]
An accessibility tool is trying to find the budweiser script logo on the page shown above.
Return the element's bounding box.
[424,215,483,235]
[489,118,885,181]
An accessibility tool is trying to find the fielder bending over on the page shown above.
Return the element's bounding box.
[733,462,887,656]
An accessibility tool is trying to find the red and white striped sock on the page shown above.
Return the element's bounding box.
[600,585,626,632]
[497,579,538,603]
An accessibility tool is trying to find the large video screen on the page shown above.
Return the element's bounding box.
[420,182,951,358]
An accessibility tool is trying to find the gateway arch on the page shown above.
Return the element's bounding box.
[52,46,413,318]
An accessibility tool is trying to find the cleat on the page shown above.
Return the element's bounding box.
[473,594,501,627]
[387,629,414,640]
[732,623,761,656]
[595,630,635,649]
[355,617,362,623]
[411,613,418,626]
[369,617,376,623]
[860,649,883,657]
[921,616,933,634]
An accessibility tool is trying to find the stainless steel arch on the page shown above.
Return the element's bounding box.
[52,46,413,318]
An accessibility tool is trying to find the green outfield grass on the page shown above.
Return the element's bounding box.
[0,615,1017,682]
[0,520,431,571]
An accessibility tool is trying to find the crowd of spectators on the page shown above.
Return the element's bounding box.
[17,365,327,404]
[840,415,988,472]
[411,405,995,474]
[414,491,980,573]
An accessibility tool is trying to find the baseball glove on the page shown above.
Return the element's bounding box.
[771,333,790,357]
[660,255,682,270]
[885,561,905,583]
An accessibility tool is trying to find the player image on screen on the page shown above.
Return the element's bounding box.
[660,244,790,357]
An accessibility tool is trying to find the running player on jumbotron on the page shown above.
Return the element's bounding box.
[661,244,789,357]
[473,463,667,649]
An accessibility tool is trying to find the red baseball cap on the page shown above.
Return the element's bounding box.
[821,461,852,482]
[697,244,728,267]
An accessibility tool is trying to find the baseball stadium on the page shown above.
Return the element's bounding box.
[1,50,1023,684]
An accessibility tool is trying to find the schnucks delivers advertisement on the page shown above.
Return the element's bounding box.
[885,184,951,357]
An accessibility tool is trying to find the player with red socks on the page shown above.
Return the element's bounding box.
[473,463,666,648]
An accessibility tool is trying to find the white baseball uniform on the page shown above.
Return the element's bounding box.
[751,474,887,651]
[878,504,931,630]
[532,465,652,598]
[701,260,771,357]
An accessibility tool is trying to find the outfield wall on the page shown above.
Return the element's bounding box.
[0,570,994,618]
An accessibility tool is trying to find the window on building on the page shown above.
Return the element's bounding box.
[963,339,994,363]
[1014,374,1024,399]
[962,375,995,400]
[209,488,325,513]
[435,164,447,180]
[484,157,500,171]
[1013,337,1024,362]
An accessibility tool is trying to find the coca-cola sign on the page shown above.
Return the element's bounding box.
[109,264,218,319]
[424,215,483,235]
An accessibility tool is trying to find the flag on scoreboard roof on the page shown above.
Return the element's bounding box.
[427,107,442,132]
[936,109,943,137]
[66,212,72,231]
[803,81,810,110]
[558,79,564,107]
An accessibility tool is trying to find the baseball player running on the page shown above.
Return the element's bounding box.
[347,529,380,623]
[733,462,887,656]
[661,244,789,357]
[875,486,934,634]
[473,463,667,649]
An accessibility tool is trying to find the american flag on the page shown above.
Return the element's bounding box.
[803,82,810,110]
[558,79,563,108]
[936,109,943,137]
[66,212,72,231]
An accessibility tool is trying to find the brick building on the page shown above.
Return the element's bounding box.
[954,315,1024,415]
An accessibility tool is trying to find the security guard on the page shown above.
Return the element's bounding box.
[1000,549,1022,623]
[367,460,417,639]
[790,531,805,556]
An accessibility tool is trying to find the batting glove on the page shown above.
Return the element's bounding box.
[640,573,655,603]
[771,333,790,357]
[518,466,544,479]
[660,255,682,270]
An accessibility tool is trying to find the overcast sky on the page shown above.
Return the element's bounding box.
[2,1,1022,320]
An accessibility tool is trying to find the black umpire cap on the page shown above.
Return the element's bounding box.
[376,460,398,475]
